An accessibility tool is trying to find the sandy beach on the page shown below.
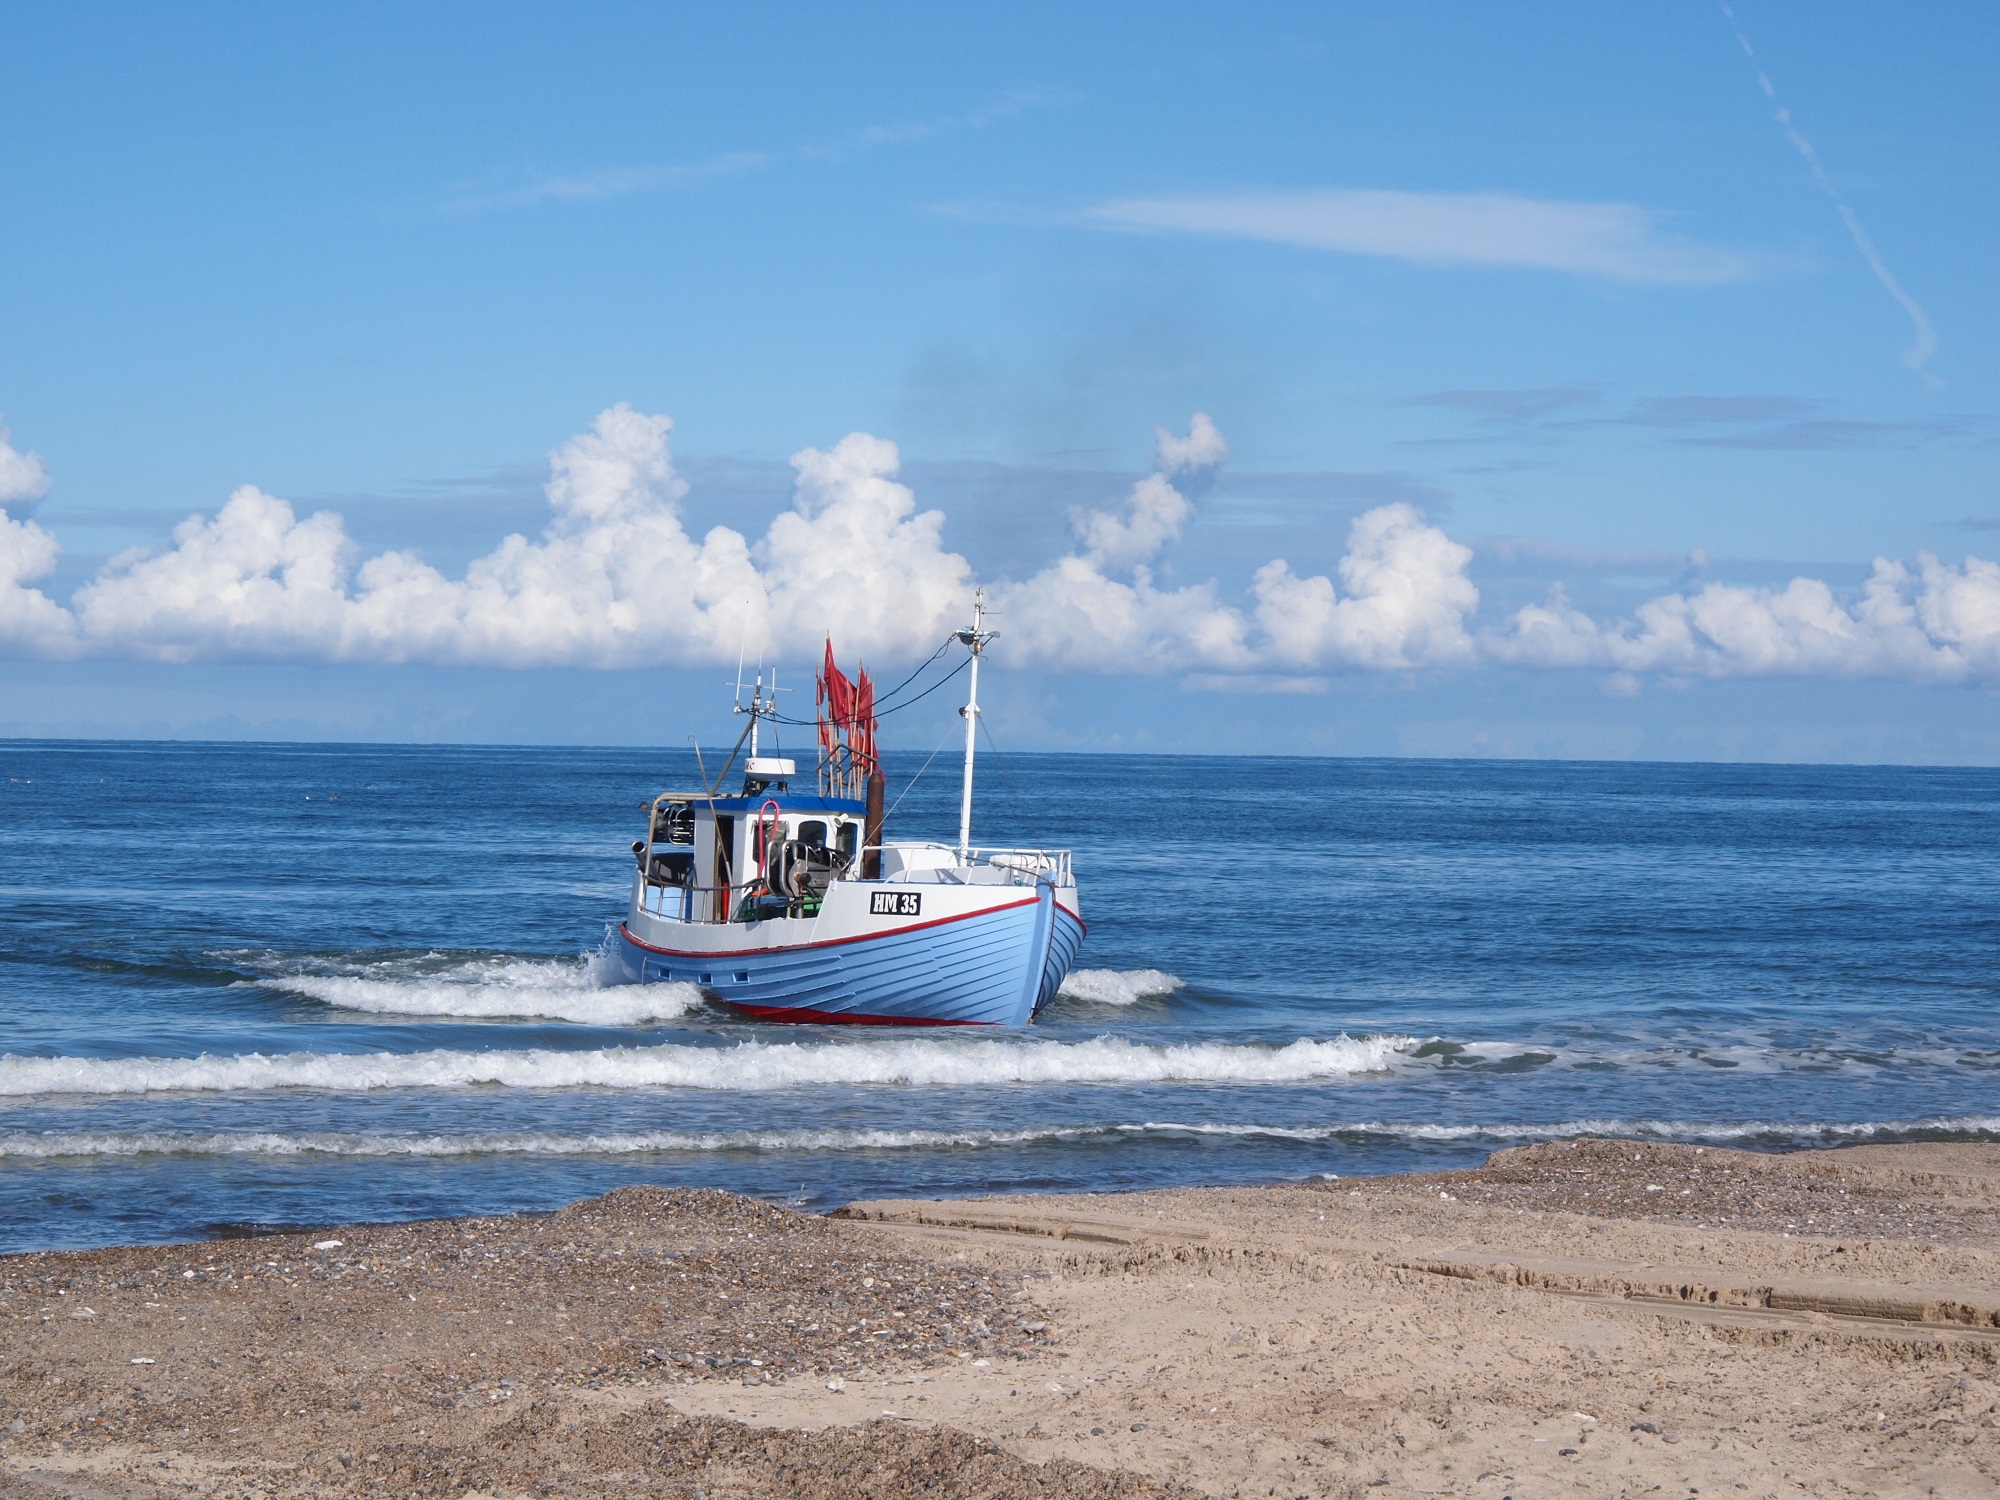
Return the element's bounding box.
[2,1139,1996,1498]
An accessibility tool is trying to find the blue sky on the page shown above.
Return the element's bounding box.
[2,2,1998,759]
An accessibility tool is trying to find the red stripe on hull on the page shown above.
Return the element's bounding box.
[720,1000,993,1027]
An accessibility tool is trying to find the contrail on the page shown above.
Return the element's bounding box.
[1720,4,1940,385]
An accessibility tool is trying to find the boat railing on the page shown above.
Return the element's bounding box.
[969,845,1072,880]
[635,874,773,923]
[865,842,1073,883]
[637,843,1073,921]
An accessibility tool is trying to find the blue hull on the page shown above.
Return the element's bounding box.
[1036,902,1086,1019]
[620,883,1083,1027]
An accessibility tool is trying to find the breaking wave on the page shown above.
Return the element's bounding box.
[1168,1115,2000,1145]
[1056,969,1186,1006]
[0,1126,1089,1160]
[4,1113,1994,1161]
[250,951,704,1026]
[0,1032,1421,1099]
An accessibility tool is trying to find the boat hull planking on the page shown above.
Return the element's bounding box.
[619,880,1083,1027]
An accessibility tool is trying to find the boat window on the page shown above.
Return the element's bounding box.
[838,822,858,861]
[798,820,828,848]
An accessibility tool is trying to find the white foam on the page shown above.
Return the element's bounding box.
[0,1032,1419,1099]
[5,1112,1993,1161]
[1257,1115,2000,1144]
[6,1125,1127,1160]
[1056,969,1186,1005]
[0,1126,1094,1160]
[255,951,702,1026]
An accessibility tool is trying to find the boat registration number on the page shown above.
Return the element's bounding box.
[870,891,922,916]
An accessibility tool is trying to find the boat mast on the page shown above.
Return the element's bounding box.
[747,670,762,760]
[737,667,776,762]
[955,588,995,864]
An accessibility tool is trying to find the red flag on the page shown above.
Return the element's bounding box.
[816,640,837,760]
[853,669,876,770]
[819,639,857,761]
[817,638,876,787]
[823,647,853,728]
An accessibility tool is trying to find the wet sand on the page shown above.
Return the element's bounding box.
[2,1140,1996,1498]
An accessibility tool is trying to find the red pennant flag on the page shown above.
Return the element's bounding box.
[816,638,877,788]
[817,640,837,759]
[853,669,876,769]
[826,658,853,729]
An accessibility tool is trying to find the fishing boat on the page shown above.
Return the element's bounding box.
[616,592,1083,1025]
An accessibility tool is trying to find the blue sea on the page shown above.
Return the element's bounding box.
[3,741,1997,1253]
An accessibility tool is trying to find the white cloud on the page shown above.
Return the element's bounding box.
[9,406,2000,690]
[1064,415,1227,572]
[65,405,967,668]
[760,431,971,660]
[0,421,53,512]
[1153,410,1228,477]
[0,507,77,656]
[448,90,1060,215]
[995,554,1256,673]
[1251,504,1479,670]
[1485,557,2000,683]
[0,421,76,655]
[73,487,357,662]
[1088,189,1764,284]
[997,414,1252,671]
[994,416,1478,676]
[1071,472,1194,570]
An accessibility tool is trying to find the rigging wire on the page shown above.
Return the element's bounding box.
[872,655,970,716]
[882,721,961,822]
[767,652,970,728]
[870,636,956,709]
[765,635,952,725]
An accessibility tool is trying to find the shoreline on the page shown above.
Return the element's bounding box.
[2,1139,1996,1497]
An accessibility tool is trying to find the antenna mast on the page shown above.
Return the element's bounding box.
[955,588,996,864]
[739,669,764,760]
[736,669,780,762]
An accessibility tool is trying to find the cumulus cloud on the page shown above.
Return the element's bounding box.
[0,421,53,513]
[56,406,969,668]
[1251,505,1478,670]
[996,414,1251,671]
[0,421,76,655]
[993,415,1480,676]
[0,507,77,656]
[8,404,2000,688]
[1070,472,1195,570]
[1067,418,1225,570]
[1153,411,1228,478]
[1486,558,2000,683]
